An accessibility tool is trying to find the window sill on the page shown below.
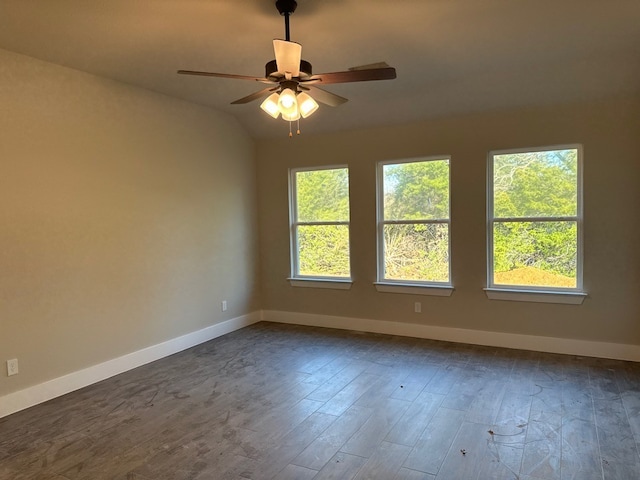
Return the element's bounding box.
[288,278,353,290]
[484,288,587,305]
[374,282,454,297]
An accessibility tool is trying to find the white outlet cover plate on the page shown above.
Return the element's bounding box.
[7,359,19,376]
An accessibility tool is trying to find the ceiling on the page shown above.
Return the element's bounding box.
[1,0,638,139]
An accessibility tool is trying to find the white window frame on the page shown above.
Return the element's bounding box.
[374,156,453,297]
[288,165,352,289]
[485,144,586,304]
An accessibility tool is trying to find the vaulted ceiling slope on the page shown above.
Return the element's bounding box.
[1,0,638,138]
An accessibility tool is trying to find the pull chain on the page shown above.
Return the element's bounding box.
[297,118,301,135]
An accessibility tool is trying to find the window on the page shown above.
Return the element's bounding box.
[487,145,584,301]
[376,157,452,293]
[289,166,351,286]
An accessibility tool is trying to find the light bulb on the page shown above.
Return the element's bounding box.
[278,88,298,117]
[280,94,295,109]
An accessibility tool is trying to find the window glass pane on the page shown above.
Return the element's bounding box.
[493,149,577,218]
[493,221,577,288]
[384,223,449,282]
[297,225,350,277]
[296,168,349,222]
[383,160,449,221]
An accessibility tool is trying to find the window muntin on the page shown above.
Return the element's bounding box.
[290,166,350,279]
[488,146,582,291]
[377,157,451,285]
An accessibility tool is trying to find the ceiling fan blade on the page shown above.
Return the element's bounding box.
[273,39,302,77]
[307,66,396,85]
[177,70,274,84]
[348,62,390,71]
[230,87,278,105]
[304,86,348,107]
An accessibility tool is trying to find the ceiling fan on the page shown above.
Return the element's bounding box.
[178,0,397,136]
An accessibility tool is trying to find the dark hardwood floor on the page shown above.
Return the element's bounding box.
[2,321,640,479]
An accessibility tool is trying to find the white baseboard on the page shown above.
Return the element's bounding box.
[0,313,260,419]
[262,310,640,362]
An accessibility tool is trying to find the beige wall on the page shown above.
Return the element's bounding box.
[257,96,640,345]
[0,49,259,396]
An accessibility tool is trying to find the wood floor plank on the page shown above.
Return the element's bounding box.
[306,362,369,403]
[272,463,318,480]
[601,458,640,480]
[385,392,444,447]
[302,355,353,386]
[313,452,368,480]
[316,372,380,416]
[402,407,465,475]
[560,449,603,480]
[389,378,429,403]
[247,397,325,436]
[353,441,412,480]
[393,467,435,479]
[423,365,465,396]
[293,404,374,470]
[562,416,598,456]
[340,397,411,458]
[590,366,623,401]
[530,382,563,417]
[436,421,521,480]
[619,389,640,446]
[493,389,531,440]
[465,379,507,425]
[246,411,337,480]
[593,396,640,466]
[521,411,562,480]
[296,352,341,376]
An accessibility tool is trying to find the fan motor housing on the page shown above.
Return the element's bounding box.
[275,0,297,16]
[265,59,313,80]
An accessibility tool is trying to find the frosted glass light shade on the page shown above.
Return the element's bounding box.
[297,92,319,118]
[260,93,280,118]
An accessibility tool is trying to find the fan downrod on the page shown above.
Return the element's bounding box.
[275,0,297,41]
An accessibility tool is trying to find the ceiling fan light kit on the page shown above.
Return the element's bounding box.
[178,0,397,136]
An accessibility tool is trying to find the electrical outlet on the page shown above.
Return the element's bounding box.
[221,300,228,312]
[414,302,422,313]
[7,358,18,376]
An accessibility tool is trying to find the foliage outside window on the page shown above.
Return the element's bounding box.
[377,157,451,284]
[290,166,350,279]
[488,146,582,291]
